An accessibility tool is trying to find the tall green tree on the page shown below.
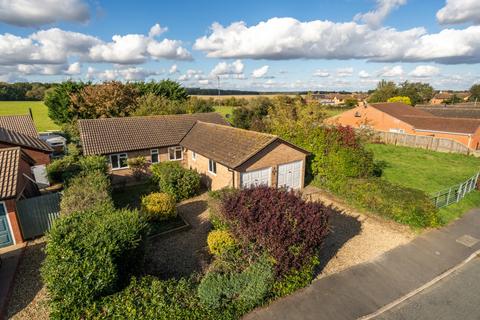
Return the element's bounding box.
[136,79,188,101]
[44,81,86,125]
[469,84,480,102]
[397,81,434,105]
[367,80,398,103]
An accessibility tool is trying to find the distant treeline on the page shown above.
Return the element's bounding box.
[185,88,353,96]
[0,82,57,101]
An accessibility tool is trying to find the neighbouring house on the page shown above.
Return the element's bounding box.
[310,93,359,106]
[79,112,309,190]
[430,92,470,105]
[326,102,480,150]
[0,147,40,248]
[0,115,52,165]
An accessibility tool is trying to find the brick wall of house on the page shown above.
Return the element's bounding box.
[0,142,50,165]
[184,149,235,190]
[327,105,477,149]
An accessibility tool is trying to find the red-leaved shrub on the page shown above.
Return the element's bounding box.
[219,186,331,276]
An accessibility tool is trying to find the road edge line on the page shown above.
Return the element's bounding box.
[358,250,480,320]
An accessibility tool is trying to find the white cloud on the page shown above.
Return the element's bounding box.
[336,67,354,77]
[194,17,480,64]
[178,69,205,81]
[0,0,89,27]
[210,59,244,76]
[354,0,407,29]
[358,70,370,78]
[65,62,81,75]
[89,67,160,81]
[147,38,192,61]
[378,65,404,77]
[169,64,178,74]
[437,0,480,25]
[409,65,440,77]
[148,23,168,37]
[251,65,269,78]
[313,70,330,77]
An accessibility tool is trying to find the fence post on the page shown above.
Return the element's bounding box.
[446,188,451,206]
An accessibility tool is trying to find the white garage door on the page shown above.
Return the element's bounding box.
[278,161,302,190]
[241,167,271,188]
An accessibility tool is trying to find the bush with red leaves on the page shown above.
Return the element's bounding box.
[219,186,331,276]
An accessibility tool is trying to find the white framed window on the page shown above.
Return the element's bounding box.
[208,159,217,175]
[150,149,159,163]
[192,151,197,161]
[168,146,183,161]
[110,153,128,170]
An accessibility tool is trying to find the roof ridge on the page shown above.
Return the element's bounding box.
[78,112,221,122]
[195,120,277,138]
[0,127,52,152]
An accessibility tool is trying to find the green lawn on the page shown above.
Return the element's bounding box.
[437,191,480,225]
[367,144,480,194]
[0,101,59,132]
[214,106,235,123]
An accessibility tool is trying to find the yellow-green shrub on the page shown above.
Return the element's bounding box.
[141,192,177,222]
[207,230,236,256]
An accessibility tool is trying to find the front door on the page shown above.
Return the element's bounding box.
[278,161,302,190]
[0,202,13,248]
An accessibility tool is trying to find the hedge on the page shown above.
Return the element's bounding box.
[47,155,108,185]
[41,206,148,319]
[141,192,177,222]
[151,162,200,201]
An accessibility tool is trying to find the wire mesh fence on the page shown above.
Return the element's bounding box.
[431,172,479,208]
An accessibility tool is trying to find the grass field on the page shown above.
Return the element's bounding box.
[214,106,235,123]
[368,143,480,225]
[0,101,59,132]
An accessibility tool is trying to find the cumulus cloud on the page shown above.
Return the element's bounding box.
[354,0,407,29]
[210,60,244,76]
[313,70,330,77]
[148,24,168,37]
[251,65,269,78]
[336,67,354,77]
[378,65,404,77]
[88,66,160,81]
[178,69,205,81]
[194,17,480,64]
[0,0,90,27]
[358,70,370,78]
[169,64,178,74]
[437,0,480,25]
[65,62,81,75]
[409,65,440,77]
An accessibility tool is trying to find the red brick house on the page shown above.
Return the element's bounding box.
[326,102,480,150]
[0,147,40,248]
[79,112,309,191]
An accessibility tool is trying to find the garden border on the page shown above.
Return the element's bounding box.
[148,211,191,240]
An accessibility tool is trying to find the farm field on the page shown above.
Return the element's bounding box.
[0,101,59,132]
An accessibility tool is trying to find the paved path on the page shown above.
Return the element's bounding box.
[0,243,25,320]
[376,256,480,320]
[246,209,480,320]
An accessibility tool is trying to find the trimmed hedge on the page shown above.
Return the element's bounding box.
[151,162,200,201]
[41,206,148,319]
[341,178,439,228]
[60,170,113,215]
[207,230,236,256]
[47,155,108,185]
[141,192,177,222]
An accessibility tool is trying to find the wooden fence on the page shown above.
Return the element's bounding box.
[16,192,61,239]
[373,131,480,156]
[431,173,479,208]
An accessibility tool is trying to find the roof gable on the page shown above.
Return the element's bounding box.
[78,113,229,155]
[0,115,38,137]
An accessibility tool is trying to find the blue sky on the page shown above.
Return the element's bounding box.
[0,0,479,91]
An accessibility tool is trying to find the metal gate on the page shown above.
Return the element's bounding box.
[16,193,61,240]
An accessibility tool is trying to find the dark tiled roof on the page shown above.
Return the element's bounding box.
[0,147,20,199]
[181,121,280,168]
[370,102,480,134]
[417,107,480,120]
[0,127,52,152]
[79,113,229,155]
[0,115,38,137]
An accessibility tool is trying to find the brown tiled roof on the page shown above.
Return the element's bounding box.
[0,147,21,200]
[0,127,52,152]
[181,122,308,169]
[370,102,480,134]
[0,115,38,137]
[79,113,229,155]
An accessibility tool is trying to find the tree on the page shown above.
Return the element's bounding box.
[367,80,398,103]
[397,81,434,105]
[444,94,463,105]
[70,81,139,119]
[387,96,412,105]
[136,79,188,101]
[469,84,480,102]
[134,93,183,116]
[343,98,358,108]
[44,81,86,125]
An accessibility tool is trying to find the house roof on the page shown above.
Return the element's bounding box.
[0,147,34,200]
[0,115,38,137]
[0,127,52,152]
[370,102,480,134]
[180,121,280,168]
[78,112,229,155]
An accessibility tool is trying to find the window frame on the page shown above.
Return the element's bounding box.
[192,151,197,161]
[168,146,183,161]
[150,149,159,164]
[110,153,128,170]
[208,159,217,175]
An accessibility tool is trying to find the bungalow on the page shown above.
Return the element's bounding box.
[326,102,480,150]
[78,112,309,190]
[0,147,40,248]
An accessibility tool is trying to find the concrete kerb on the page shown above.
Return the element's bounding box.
[359,249,480,320]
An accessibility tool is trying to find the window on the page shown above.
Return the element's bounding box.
[389,128,405,134]
[150,149,159,163]
[110,153,128,170]
[208,159,217,174]
[192,151,197,161]
[168,146,183,161]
